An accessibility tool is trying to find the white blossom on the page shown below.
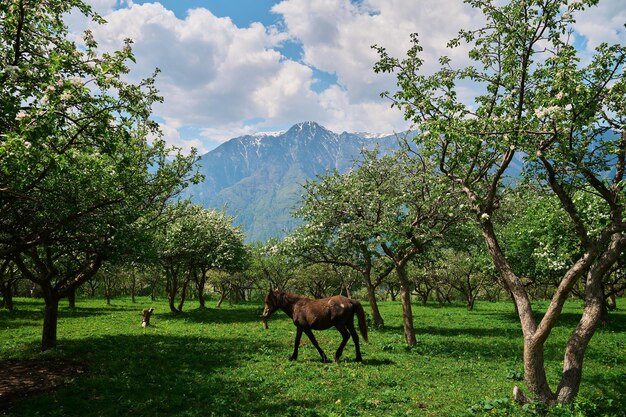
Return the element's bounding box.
[564,104,573,111]
[555,92,564,100]
[40,95,49,105]
[534,106,560,118]
[24,141,31,148]
[5,65,19,75]
[15,111,27,120]
[480,213,490,221]
[69,77,83,87]
[60,91,72,101]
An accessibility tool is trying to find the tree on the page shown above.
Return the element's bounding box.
[290,166,393,327]
[154,203,246,312]
[291,144,460,342]
[360,147,460,345]
[0,259,19,311]
[291,263,344,299]
[187,208,247,309]
[1,0,199,350]
[374,0,626,404]
[247,240,298,291]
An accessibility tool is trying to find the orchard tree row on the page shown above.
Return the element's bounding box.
[0,1,247,350]
[276,0,626,407]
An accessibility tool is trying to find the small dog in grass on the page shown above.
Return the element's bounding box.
[141,308,155,328]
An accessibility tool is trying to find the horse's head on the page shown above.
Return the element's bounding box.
[261,289,282,329]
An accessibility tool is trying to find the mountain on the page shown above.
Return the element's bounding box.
[183,121,401,242]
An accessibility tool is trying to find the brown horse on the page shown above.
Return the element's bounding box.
[261,289,368,362]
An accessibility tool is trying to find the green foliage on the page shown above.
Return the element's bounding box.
[0,0,200,288]
[155,203,246,273]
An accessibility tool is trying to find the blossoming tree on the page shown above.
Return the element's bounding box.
[374,0,625,405]
[0,0,199,350]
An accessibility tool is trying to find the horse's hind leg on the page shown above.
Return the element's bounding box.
[290,327,303,361]
[334,325,350,362]
[347,322,362,362]
[303,329,328,363]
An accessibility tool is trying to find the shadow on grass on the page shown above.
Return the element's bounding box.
[376,324,521,339]
[486,308,626,331]
[0,309,111,332]
[4,333,313,417]
[584,371,626,413]
[160,305,264,325]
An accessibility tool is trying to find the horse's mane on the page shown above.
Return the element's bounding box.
[274,290,304,306]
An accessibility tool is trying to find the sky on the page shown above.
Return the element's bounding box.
[70,0,626,154]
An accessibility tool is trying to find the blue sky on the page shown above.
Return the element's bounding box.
[78,0,626,154]
[133,0,282,26]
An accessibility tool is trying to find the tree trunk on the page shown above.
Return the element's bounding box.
[168,296,177,313]
[166,268,179,313]
[606,293,617,310]
[1,283,14,311]
[131,272,136,303]
[365,282,384,328]
[398,268,417,346]
[522,339,554,403]
[216,290,227,308]
[554,243,620,404]
[466,291,475,311]
[196,269,207,309]
[197,284,206,309]
[177,278,189,312]
[41,287,60,351]
[344,282,352,299]
[67,287,76,309]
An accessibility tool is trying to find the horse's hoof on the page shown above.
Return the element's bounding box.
[355,357,363,362]
[289,356,297,361]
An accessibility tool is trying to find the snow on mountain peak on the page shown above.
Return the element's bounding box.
[354,131,395,139]
[254,130,286,137]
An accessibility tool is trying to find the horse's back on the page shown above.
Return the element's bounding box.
[293,295,356,329]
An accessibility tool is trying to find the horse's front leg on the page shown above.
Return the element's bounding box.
[304,329,329,363]
[290,327,303,361]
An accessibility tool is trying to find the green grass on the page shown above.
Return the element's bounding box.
[1,297,625,416]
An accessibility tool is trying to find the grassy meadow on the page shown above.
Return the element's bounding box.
[1,297,625,417]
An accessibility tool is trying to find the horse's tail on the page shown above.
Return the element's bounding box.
[355,301,368,343]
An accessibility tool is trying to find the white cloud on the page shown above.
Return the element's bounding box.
[573,0,626,50]
[317,85,407,134]
[152,122,208,155]
[84,3,321,142]
[273,0,480,102]
[73,0,624,153]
